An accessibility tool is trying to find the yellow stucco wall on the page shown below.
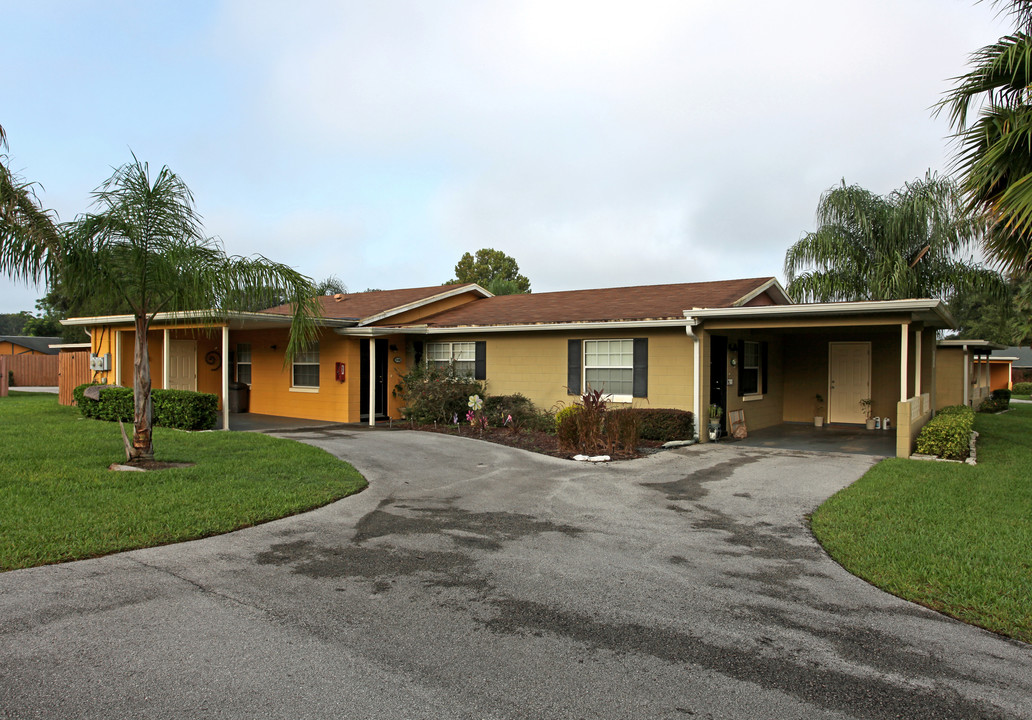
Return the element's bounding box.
[718,334,784,432]
[935,347,966,409]
[424,328,697,414]
[781,329,901,424]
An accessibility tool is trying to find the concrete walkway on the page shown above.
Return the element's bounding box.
[0,430,1028,719]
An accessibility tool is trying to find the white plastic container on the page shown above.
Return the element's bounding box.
[882,417,892,430]
[874,417,881,430]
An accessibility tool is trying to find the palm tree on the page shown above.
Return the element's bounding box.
[3,154,321,461]
[938,1,1032,273]
[784,174,1004,303]
[0,125,62,285]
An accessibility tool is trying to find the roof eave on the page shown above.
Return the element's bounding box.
[357,284,493,327]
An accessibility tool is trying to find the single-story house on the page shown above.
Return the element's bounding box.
[935,339,1006,409]
[992,345,1032,386]
[64,276,956,458]
[0,335,61,355]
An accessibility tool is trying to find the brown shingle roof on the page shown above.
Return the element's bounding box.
[408,277,779,327]
[261,284,483,321]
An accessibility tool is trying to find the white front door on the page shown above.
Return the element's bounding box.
[168,340,197,391]
[828,342,870,424]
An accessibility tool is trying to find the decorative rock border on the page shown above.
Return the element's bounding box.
[910,431,979,466]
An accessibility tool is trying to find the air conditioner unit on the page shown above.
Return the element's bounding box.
[89,353,112,371]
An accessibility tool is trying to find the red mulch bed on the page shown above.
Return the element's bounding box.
[398,423,664,461]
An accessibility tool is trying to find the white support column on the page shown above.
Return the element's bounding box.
[963,347,970,406]
[222,325,230,431]
[162,328,170,390]
[114,330,121,386]
[900,323,909,402]
[368,339,377,427]
[914,328,922,397]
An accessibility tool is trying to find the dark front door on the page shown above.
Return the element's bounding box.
[709,334,728,433]
[360,338,389,421]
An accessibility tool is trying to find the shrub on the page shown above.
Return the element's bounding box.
[554,404,582,432]
[152,389,218,430]
[1012,381,1032,395]
[394,363,486,424]
[915,405,975,460]
[979,391,1009,414]
[556,390,640,455]
[484,393,537,427]
[72,383,218,430]
[609,408,694,441]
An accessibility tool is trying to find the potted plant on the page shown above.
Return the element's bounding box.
[859,398,875,429]
[814,394,825,428]
[708,404,723,440]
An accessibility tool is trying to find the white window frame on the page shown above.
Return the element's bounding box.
[426,341,476,377]
[741,340,761,396]
[583,339,634,403]
[291,342,320,390]
[236,343,252,385]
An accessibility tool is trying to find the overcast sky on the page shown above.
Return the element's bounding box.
[0,0,1011,314]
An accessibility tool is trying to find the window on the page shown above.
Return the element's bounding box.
[292,342,320,388]
[426,341,476,376]
[584,339,634,398]
[740,341,761,395]
[236,343,252,384]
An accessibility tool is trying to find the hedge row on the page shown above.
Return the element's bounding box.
[915,405,975,460]
[73,384,219,431]
[1012,381,1032,395]
[609,408,695,441]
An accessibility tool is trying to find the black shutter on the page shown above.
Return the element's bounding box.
[632,338,648,398]
[761,341,768,395]
[413,341,424,365]
[737,342,744,396]
[474,341,486,380]
[567,340,581,395]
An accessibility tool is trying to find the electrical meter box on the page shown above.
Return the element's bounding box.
[89,353,112,371]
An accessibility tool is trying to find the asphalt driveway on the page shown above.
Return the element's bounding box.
[1,430,1029,719]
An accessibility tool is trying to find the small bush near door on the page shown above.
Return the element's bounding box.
[73,383,218,430]
[394,363,486,424]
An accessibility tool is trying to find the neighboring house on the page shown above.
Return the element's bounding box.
[992,346,1032,385]
[0,336,61,355]
[64,276,955,458]
[936,339,1005,409]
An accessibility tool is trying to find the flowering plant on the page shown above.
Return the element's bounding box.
[466,394,488,434]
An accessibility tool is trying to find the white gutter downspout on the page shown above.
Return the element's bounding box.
[686,318,700,440]
[114,330,121,386]
[900,323,909,402]
[163,328,170,390]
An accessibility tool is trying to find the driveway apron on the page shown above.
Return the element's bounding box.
[0,429,1028,720]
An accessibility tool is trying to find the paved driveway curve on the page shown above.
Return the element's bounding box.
[1,429,1029,719]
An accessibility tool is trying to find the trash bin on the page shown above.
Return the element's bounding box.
[228,382,250,413]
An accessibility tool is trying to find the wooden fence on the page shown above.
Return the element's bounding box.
[5,353,59,387]
[59,351,92,406]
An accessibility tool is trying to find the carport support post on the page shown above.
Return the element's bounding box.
[221,325,230,431]
[368,338,376,427]
[162,328,170,390]
[0,355,7,397]
[900,323,909,402]
[914,325,922,396]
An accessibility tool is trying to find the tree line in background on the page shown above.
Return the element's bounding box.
[786,1,1032,348]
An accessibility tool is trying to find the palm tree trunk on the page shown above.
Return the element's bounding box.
[131,314,154,460]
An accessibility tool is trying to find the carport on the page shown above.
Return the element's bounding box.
[686,299,955,458]
[725,422,897,456]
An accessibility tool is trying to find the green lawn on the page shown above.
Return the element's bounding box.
[812,404,1032,643]
[1012,394,1031,401]
[0,393,366,571]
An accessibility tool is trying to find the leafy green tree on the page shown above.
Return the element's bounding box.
[447,248,531,294]
[938,1,1032,273]
[0,312,32,335]
[948,281,1024,345]
[784,174,1004,302]
[314,274,347,295]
